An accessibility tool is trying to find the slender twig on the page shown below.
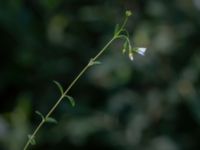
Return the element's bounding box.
[23,11,132,150]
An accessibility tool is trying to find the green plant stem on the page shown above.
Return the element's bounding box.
[23,15,129,150]
[117,35,132,49]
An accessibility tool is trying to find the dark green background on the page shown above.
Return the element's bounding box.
[0,0,200,150]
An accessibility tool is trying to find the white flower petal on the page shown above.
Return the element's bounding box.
[137,47,147,55]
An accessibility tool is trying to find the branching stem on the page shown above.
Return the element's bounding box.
[23,13,131,150]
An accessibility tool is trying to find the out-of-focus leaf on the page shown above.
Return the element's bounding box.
[35,111,44,121]
[64,95,75,107]
[45,117,58,124]
[53,80,64,95]
[28,135,36,145]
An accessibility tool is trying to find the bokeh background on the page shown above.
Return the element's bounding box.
[0,0,200,150]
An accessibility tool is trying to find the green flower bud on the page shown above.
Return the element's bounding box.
[125,10,132,17]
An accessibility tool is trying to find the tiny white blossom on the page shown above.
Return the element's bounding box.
[129,53,134,61]
[136,47,146,56]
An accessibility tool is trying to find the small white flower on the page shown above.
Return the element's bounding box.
[129,52,134,61]
[136,47,147,56]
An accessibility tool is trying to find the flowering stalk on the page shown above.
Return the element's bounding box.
[23,10,146,150]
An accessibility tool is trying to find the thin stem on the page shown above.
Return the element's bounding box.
[115,17,128,36]
[117,35,131,45]
[116,35,132,49]
[23,15,130,150]
[23,120,45,150]
[23,36,117,150]
[46,36,116,120]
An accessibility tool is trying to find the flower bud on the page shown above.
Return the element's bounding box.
[125,10,132,17]
[129,52,134,61]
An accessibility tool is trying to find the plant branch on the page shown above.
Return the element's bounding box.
[23,11,131,150]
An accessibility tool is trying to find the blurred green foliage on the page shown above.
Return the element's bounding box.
[0,0,200,150]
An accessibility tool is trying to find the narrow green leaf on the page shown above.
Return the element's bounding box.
[53,80,64,95]
[65,95,75,107]
[89,59,101,66]
[28,134,36,145]
[45,117,58,124]
[93,61,101,65]
[35,111,44,121]
[114,24,119,36]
